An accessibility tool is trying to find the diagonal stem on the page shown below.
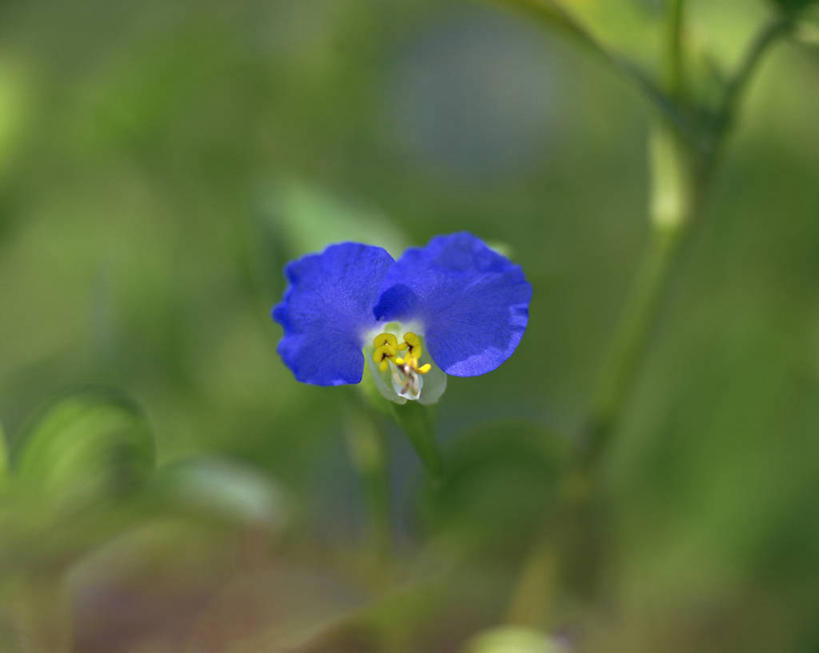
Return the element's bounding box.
[492,0,698,141]
[710,16,793,141]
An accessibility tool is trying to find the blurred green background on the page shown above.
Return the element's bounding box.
[1,0,819,651]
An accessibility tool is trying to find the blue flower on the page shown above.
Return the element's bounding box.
[272,232,531,404]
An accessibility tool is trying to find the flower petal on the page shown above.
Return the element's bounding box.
[273,243,395,385]
[373,233,531,377]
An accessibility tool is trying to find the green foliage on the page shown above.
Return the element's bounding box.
[0,421,8,489]
[262,181,408,259]
[465,626,561,653]
[769,0,817,14]
[418,421,566,563]
[149,456,289,528]
[12,391,155,512]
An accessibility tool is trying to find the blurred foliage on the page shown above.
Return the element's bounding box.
[12,391,154,511]
[770,0,819,15]
[1,0,819,651]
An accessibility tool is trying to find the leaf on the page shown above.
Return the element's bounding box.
[465,626,563,653]
[149,457,290,528]
[417,421,567,563]
[261,180,408,259]
[11,390,155,512]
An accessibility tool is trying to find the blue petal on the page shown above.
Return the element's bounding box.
[373,233,531,377]
[273,243,395,385]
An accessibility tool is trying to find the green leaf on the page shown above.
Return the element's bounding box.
[465,626,562,653]
[262,180,407,259]
[417,421,567,563]
[149,457,290,528]
[12,390,155,511]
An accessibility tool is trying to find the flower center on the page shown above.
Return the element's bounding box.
[371,332,430,374]
[372,331,431,400]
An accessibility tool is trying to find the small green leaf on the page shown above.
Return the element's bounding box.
[12,390,155,511]
[263,180,407,259]
[465,626,562,653]
[149,457,289,528]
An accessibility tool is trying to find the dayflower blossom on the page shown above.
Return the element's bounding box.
[272,232,531,405]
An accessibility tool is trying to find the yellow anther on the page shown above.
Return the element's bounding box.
[373,333,398,349]
[373,343,396,367]
[403,332,422,357]
[373,331,433,378]
[396,354,431,375]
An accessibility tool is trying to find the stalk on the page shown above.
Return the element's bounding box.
[390,403,444,482]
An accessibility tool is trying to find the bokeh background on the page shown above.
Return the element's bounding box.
[1,0,819,651]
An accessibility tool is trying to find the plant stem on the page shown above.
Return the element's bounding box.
[715,16,793,132]
[666,0,686,100]
[390,403,444,482]
[0,421,8,489]
[579,0,699,469]
[581,12,794,467]
[505,0,798,634]
[345,410,393,556]
[491,0,697,141]
[583,197,688,467]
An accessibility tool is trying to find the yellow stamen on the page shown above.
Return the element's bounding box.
[403,332,422,357]
[373,333,398,349]
[373,343,396,366]
[373,331,433,380]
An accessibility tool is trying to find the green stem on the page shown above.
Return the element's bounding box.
[390,403,444,481]
[582,113,699,468]
[0,421,9,489]
[579,0,700,468]
[345,410,392,555]
[711,16,793,144]
[583,13,794,464]
[491,0,696,141]
[666,0,686,100]
[506,0,797,632]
